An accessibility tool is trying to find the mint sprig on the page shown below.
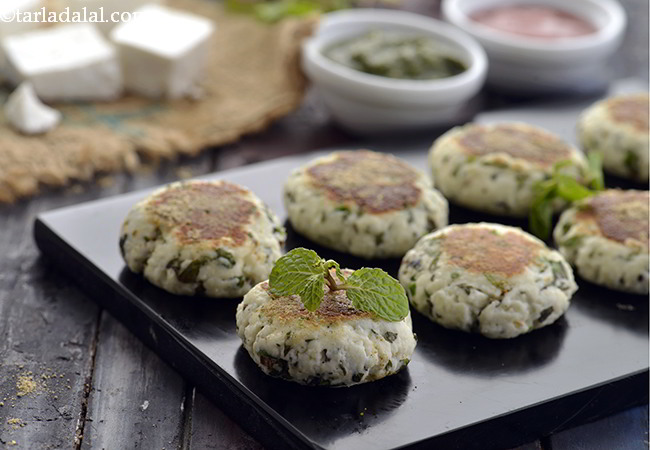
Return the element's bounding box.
[586,152,605,191]
[529,155,604,240]
[226,0,402,23]
[225,0,349,23]
[268,248,409,321]
[268,248,324,310]
[345,268,410,321]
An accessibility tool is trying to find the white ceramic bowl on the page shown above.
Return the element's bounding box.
[301,9,488,134]
[442,0,626,94]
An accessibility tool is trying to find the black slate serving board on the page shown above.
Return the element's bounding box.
[34,93,649,450]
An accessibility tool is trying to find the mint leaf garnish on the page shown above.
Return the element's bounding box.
[529,157,604,240]
[345,268,410,322]
[226,0,350,23]
[530,179,557,240]
[555,174,593,201]
[269,248,324,311]
[586,152,605,191]
[325,259,345,283]
[268,248,409,321]
[298,275,326,311]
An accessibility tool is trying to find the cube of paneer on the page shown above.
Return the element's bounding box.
[110,4,214,99]
[2,24,123,102]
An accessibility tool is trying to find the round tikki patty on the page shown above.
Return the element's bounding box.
[284,150,448,259]
[399,223,577,339]
[554,189,649,294]
[578,93,650,182]
[429,123,589,217]
[236,270,417,386]
[120,180,286,298]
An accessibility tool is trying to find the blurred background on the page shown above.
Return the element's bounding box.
[0,0,646,203]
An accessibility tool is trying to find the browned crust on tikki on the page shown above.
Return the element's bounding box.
[457,124,573,166]
[147,181,258,246]
[577,190,649,249]
[442,226,543,276]
[260,276,373,324]
[606,94,650,133]
[306,150,422,214]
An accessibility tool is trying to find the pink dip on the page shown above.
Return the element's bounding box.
[470,5,598,39]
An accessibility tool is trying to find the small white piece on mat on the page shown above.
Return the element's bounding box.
[5,82,61,135]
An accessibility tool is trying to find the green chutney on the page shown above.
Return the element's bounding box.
[324,30,467,80]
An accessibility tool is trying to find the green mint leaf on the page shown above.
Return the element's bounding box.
[254,0,325,22]
[344,268,409,322]
[534,178,558,200]
[285,1,324,15]
[555,174,593,202]
[254,2,290,22]
[269,249,409,320]
[529,163,597,240]
[530,201,552,240]
[586,152,605,191]
[269,248,326,311]
[298,275,325,312]
[552,159,574,173]
[530,198,553,240]
[224,0,257,14]
[228,0,365,22]
[529,178,557,240]
[325,259,345,283]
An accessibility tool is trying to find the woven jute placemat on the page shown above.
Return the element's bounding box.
[0,0,315,203]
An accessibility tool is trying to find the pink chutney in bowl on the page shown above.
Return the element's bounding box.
[470,5,598,39]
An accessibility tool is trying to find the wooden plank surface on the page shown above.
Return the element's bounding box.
[548,405,649,450]
[81,313,189,450]
[0,199,100,449]
[0,153,216,449]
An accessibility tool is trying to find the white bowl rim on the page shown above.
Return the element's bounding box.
[302,9,488,95]
[442,0,627,54]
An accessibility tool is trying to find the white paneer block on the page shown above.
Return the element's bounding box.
[111,4,214,99]
[5,82,61,135]
[2,24,123,102]
[62,0,163,34]
[0,0,43,38]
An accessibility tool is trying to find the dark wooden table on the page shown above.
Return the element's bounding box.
[1,2,648,448]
